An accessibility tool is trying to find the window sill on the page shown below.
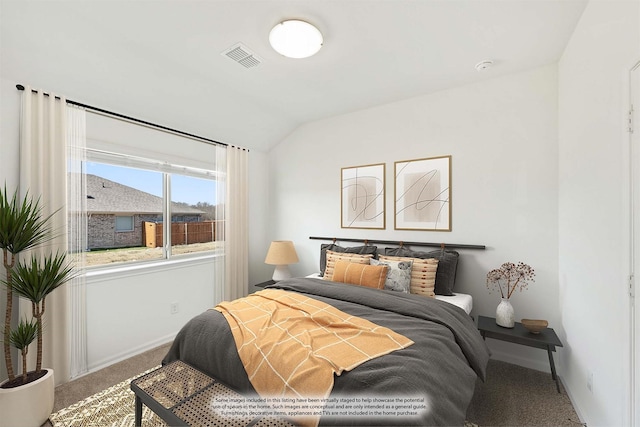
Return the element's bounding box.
[86,252,222,283]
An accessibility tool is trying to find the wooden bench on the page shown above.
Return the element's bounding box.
[130,360,297,426]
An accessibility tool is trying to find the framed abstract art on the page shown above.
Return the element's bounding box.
[341,163,385,229]
[394,155,451,231]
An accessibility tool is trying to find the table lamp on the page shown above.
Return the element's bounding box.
[264,240,299,281]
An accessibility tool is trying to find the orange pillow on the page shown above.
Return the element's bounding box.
[332,260,388,290]
[323,250,374,281]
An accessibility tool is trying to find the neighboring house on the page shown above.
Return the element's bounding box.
[86,174,204,250]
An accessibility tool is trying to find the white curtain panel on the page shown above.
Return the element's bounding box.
[18,86,70,385]
[224,146,249,301]
[67,105,88,379]
[214,146,227,304]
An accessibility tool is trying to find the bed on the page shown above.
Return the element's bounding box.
[436,292,474,315]
[163,276,490,426]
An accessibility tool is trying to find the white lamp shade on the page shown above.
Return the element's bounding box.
[269,20,323,59]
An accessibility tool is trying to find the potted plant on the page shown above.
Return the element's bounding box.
[0,185,76,427]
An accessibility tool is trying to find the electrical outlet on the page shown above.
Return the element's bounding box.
[587,371,593,392]
[170,302,179,314]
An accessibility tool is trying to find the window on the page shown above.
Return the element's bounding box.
[84,153,222,267]
[115,216,134,232]
[170,174,218,257]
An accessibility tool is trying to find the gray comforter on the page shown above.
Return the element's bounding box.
[163,277,490,426]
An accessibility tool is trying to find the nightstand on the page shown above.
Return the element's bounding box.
[477,315,564,393]
[254,279,275,288]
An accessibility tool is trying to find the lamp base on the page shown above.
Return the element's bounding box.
[272,265,292,281]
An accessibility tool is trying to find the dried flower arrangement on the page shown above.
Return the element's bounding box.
[486,262,535,299]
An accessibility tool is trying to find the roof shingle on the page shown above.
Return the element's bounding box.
[86,174,204,215]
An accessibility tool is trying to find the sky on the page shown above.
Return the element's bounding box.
[86,162,217,206]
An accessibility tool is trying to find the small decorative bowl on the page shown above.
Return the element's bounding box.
[521,319,548,334]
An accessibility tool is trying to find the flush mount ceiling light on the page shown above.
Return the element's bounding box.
[269,19,323,59]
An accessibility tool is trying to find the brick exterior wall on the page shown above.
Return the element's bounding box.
[87,214,201,250]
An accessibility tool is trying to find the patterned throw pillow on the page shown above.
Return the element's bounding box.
[323,250,374,282]
[319,244,378,276]
[331,260,388,290]
[384,247,457,296]
[370,258,413,293]
[379,255,439,298]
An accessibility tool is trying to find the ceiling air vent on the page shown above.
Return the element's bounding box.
[222,43,262,68]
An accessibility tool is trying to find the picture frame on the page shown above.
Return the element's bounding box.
[341,163,386,229]
[394,155,451,231]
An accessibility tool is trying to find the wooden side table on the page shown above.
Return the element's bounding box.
[477,315,564,393]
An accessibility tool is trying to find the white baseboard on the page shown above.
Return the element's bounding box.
[84,333,177,377]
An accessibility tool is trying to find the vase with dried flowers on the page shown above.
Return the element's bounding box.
[486,262,535,328]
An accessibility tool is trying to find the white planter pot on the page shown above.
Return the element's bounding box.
[0,368,54,427]
[496,298,515,328]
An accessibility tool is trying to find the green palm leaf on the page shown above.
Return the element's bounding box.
[9,252,77,304]
[7,318,39,383]
[8,318,38,351]
[5,251,77,374]
[0,185,58,255]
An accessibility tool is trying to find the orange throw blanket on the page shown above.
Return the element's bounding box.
[214,289,414,426]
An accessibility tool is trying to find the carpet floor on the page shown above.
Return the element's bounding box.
[467,359,584,426]
[49,367,165,427]
[46,343,584,426]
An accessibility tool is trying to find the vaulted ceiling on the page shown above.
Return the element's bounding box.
[1,1,587,152]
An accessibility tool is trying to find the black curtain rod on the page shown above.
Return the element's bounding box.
[15,84,240,150]
[309,236,486,250]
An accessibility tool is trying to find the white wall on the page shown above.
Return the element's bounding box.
[85,257,218,371]
[269,65,561,373]
[248,149,274,284]
[558,1,639,426]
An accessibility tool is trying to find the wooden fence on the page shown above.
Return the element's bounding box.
[143,221,221,248]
